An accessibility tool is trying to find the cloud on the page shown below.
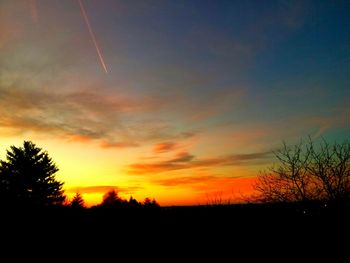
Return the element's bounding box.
[153,142,177,153]
[128,151,272,174]
[305,110,350,134]
[0,85,199,147]
[67,185,143,194]
[100,141,139,148]
[224,152,272,165]
[0,4,245,149]
[0,6,201,148]
[170,152,195,163]
[180,132,196,138]
[0,87,139,146]
[276,105,350,141]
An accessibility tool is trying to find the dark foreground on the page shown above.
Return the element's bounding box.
[2,203,349,256]
[3,202,350,233]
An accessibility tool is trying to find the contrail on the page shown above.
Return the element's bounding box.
[78,0,108,74]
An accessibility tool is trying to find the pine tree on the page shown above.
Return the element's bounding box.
[0,141,65,207]
[70,192,85,209]
[101,190,122,208]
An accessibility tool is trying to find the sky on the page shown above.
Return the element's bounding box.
[0,0,349,206]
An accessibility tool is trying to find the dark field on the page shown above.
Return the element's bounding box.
[1,203,348,259]
[3,203,349,235]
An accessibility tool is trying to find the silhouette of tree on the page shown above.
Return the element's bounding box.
[0,141,65,207]
[255,138,350,204]
[128,196,141,208]
[143,197,160,208]
[255,140,316,203]
[308,139,350,202]
[101,190,123,208]
[151,198,160,207]
[70,192,85,209]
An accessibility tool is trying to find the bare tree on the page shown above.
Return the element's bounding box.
[308,139,350,202]
[255,138,350,204]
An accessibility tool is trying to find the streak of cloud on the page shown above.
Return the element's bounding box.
[0,85,201,147]
[153,142,177,153]
[169,152,195,163]
[100,141,139,148]
[128,151,272,174]
[0,86,148,147]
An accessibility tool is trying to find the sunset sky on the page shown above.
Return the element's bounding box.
[0,0,349,206]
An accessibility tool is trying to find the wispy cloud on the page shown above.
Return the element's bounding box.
[0,87,143,146]
[169,152,195,163]
[128,151,272,174]
[100,141,139,148]
[0,85,199,147]
[304,108,350,137]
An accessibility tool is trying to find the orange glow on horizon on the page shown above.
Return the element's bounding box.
[65,176,258,207]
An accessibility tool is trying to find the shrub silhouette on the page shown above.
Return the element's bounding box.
[0,141,65,207]
[255,138,350,205]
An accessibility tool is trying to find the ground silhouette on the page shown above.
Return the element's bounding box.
[0,139,349,249]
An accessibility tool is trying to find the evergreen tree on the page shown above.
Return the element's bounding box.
[101,190,122,208]
[143,197,160,208]
[0,141,65,207]
[70,192,85,209]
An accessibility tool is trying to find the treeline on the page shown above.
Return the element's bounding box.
[0,141,159,210]
[0,138,349,212]
[69,190,159,210]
